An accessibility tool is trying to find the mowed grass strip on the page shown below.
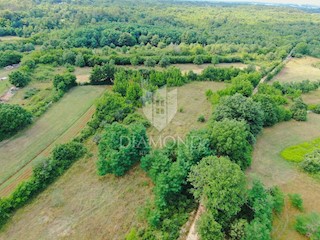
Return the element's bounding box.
[281,137,320,163]
[0,85,106,187]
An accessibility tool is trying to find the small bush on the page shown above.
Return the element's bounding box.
[289,194,304,211]
[270,186,285,214]
[197,115,205,122]
[295,213,320,239]
[301,150,320,174]
[23,88,39,99]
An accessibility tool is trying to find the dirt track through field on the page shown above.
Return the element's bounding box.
[247,113,320,240]
[0,86,107,197]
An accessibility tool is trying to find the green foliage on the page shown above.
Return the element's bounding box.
[125,228,139,240]
[197,115,205,122]
[158,56,170,68]
[213,93,264,137]
[75,53,86,67]
[274,80,320,98]
[200,66,241,81]
[53,73,77,92]
[294,42,310,56]
[144,58,156,67]
[91,91,133,128]
[90,63,116,85]
[211,119,252,169]
[281,138,320,163]
[97,123,150,176]
[193,55,204,65]
[290,98,308,122]
[8,70,31,87]
[229,219,248,240]
[295,213,320,239]
[245,180,274,240]
[0,50,22,68]
[189,156,246,230]
[310,104,320,114]
[165,67,187,87]
[301,150,320,174]
[0,104,32,141]
[123,113,151,128]
[270,186,285,214]
[197,212,224,240]
[289,194,304,211]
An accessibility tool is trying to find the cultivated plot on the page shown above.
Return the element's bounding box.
[0,86,106,196]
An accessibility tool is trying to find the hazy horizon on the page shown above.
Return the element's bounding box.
[206,0,320,6]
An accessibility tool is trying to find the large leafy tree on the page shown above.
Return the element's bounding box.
[9,70,31,87]
[189,156,247,230]
[211,119,252,169]
[213,93,264,137]
[0,104,32,141]
[90,63,116,85]
[97,123,150,177]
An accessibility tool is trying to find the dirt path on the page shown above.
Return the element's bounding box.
[247,113,320,240]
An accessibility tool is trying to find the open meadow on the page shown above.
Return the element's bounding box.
[247,113,320,240]
[272,57,320,83]
[0,85,106,197]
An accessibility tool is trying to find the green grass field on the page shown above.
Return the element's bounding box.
[281,137,320,163]
[0,86,106,194]
[247,113,320,240]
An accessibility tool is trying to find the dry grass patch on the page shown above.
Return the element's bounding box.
[273,56,320,83]
[74,67,92,84]
[302,89,320,105]
[247,113,320,240]
[145,81,227,146]
[0,142,152,240]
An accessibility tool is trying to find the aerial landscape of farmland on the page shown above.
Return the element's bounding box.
[0,0,320,239]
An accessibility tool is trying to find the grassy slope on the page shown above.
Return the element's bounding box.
[0,86,106,196]
[0,81,226,240]
[247,113,320,240]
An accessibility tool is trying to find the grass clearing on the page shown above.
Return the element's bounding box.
[0,86,106,196]
[281,137,320,163]
[272,56,320,83]
[145,81,227,145]
[247,113,320,240]
[74,67,92,84]
[0,36,26,41]
[0,142,153,240]
[302,89,320,105]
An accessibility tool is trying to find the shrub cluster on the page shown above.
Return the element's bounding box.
[301,150,320,174]
[97,123,150,176]
[0,104,32,141]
